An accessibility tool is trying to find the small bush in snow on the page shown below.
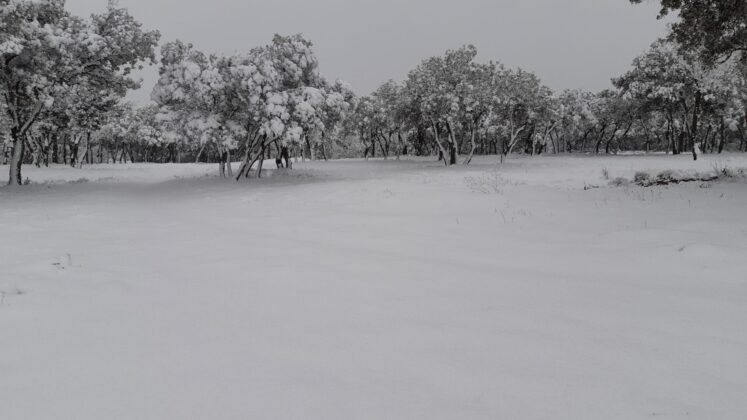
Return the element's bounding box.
[722,168,737,178]
[632,168,722,187]
[609,177,630,187]
[633,171,651,184]
[712,163,736,179]
[655,170,677,184]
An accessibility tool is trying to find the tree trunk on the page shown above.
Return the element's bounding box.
[236,151,251,180]
[690,91,701,161]
[28,136,41,167]
[305,135,315,161]
[218,147,227,178]
[195,144,206,163]
[666,117,675,154]
[676,130,685,155]
[396,131,403,160]
[226,148,233,177]
[257,144,265,178]
[236,143,255,179]
[320,141,328,161]
[431,120,450,166]
[504,123,526,160]
[595,125,607,154]
[463,125,477,165]
[445,120,459,159]
[579,127,592,152]
[604,125,618,154]
[45,135,53,166]
[75,133,89,169]
[63,136,70,165]
[377,132,388,160]
[51,135,59,164]
[7,129,25,186]
[4,99,43,184]
[281,145,291,169]
[237,152,257,180]
[702,125,713,154]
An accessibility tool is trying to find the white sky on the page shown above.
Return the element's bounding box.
[66,0,672,103]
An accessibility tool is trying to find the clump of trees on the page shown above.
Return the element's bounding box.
[1,0,745,186]
[0,1,356,185]
[0,0,159,185]
[150,35,355,179]
[612,40,746,159]
[346,38,745,164]
[342,0,746,164]
[349,46,557,165]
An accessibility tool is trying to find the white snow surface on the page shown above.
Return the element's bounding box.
[1,154,747,419]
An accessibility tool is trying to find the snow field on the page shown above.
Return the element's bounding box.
[1,154,746,419]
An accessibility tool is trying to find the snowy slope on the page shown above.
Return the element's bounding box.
[1,154,746,420]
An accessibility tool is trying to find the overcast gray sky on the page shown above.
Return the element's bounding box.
[66,0,671,104]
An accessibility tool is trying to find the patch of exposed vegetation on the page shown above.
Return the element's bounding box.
[608,166,746,188]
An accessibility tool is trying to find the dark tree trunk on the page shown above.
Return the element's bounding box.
[377,133,388,159]
[8,128,25,186]
[257,144,265,178]
[677,130,685,155]
[320,141,328,161]
[603,125,618,154]
[281,146,291,169]
[595,125,607,154]
[52,135,59,164]
[690,91,701,161]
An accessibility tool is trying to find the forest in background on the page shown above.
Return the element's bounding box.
[1,0,745,185]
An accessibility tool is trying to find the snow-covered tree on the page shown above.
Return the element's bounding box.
[615,39,746,158]
[0,0,159,184]
[555,89,599,152]
[153,34,353,179]
[631,0,746,66]
[401,45,481,165]
[487,68,554,161]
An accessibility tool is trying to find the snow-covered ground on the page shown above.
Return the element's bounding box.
[1,154,746,420]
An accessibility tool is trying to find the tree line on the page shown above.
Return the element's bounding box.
[2,0,746,185]
[351,39,746,165]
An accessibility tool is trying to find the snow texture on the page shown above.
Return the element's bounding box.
[1,154,746,419]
